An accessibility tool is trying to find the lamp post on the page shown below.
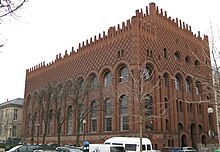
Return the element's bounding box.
[37,124,40,145]
[83,120,86,142]
[208,107,214,144]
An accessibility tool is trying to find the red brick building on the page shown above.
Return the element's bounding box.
[23,2,218,150]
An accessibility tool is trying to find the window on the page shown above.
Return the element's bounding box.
[175,76,181,90]
[186,79,191,92]
[144,65,153,81]
[195,60,200,68]
[48,109,53,135]
[164,97,168,109]
[91,101,97,132]
[90,74,98,90]
[12,125,17,137]
[120,95,129,131]
[119,66,128,83]
[104,98,112,131]
[41,112,45,135]
[185,56,190,64]
[67,106,72,134]
[163,48,167,58]
[179,101,183,112]
[66,80,72,96]
[174,52,180,61]
[166,119,169,130]
[13,109,18,120]
[78,77,84,89]
[27,113,31,135]
[79,104,85,133]
[125,144,136,151]
[195,81,200,95]
[33,112,37,136]
[145,95,153,130]
[189,103,193,113]
[163,73,168,87]
[104,71,112,87]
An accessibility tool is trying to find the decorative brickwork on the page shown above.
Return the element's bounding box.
[23,2,217,150]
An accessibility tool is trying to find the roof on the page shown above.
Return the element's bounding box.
[0,98,24,108]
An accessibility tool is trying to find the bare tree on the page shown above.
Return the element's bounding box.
[0,0,27,47]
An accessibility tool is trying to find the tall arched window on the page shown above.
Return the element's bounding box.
[104,98,112,131]
[104,71,112,87]
[120,95,129,131]
[27,113,31,135]
[175,75,181,90]
[90,74,98,90]
[33,112,37,136]
[67,106,72,134]
[145,95,153,130]
[41,112,45,135]
[48,109,53,135]
[91,101,97,132]
[119,66,128,83]
[186,79,191,92]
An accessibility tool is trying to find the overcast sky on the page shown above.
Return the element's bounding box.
[0,0,219,103]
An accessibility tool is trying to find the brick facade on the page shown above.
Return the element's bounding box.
[23,3,218,150]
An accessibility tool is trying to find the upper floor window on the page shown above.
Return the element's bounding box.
[195,60,200,68]
[185,56,190,64]
[186,79,191,92]
[163,73,169,87]
[195,81,201,95]
[175,75,181,90]
[90,74,98,90]
[104,71,112,87]
[144,65,153,81]
[13,109,18,120]
[163,48,167,59]
[174,52,180,61]
[119,66,128,83]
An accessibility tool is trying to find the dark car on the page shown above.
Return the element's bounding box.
[55,146,83,152]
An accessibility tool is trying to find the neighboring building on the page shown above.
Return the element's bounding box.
[0,98,23,144]
[23,3,218,150]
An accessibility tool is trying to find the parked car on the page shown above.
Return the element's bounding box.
[55,146,83,152]
[172,147,182,152]
[7,145,42,152]
[181,147,196,152]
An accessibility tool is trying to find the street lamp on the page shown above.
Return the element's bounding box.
[37,124,40,145]
[83,120,86,142]
[208,107,214,143]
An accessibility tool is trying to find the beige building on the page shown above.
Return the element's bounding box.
[0,98,23,143]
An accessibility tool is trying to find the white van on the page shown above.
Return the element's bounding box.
[89,144,125,152]
[104,137,153,152]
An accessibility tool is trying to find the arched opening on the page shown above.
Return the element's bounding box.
[190,123,197,148]
[202,135,207,145]
[181,134,187,147]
